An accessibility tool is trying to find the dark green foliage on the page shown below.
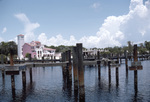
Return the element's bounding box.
[0,41,17,58]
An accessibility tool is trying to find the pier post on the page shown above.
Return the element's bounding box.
[117,54,119,64]
[116,66,119,87]
[54,56,56,63]
[42,56,44,63]
[120,53,122,64]
[97,51,101,80]
[2,68,5,80]
[29,68,32,83]
[125,50,128,76]
[108,61,111,86]
[22,70,26,89]
[62,52,67,92]
[68,50,72,83]
[51,55,53,63]
[73,47,78,102]
[133,45,138,92]
[77,43,85,102]
[11,75,15,99]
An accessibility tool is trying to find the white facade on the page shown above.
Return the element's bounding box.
[35,45,56,60]
[17,34,24,59]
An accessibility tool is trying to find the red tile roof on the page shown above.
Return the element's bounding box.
[18,34,24,36]
[43,47,56,51]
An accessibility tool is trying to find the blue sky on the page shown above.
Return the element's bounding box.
[0,0,150,48]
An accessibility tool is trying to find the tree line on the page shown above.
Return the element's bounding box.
[0,40,150,64]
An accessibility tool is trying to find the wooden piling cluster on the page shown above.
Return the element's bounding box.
[1,42,148,101]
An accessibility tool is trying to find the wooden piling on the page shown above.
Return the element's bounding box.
[77,43,85,102]
[29,68,32,83]
[125,50,128,76]
[42,56,44,63]
[120,53,122,64]
[51,56,53,63]
[62,52,66,81]
[2,69,5,80]
[97,51,101,80]
[108,61,111,86]
[134,70,138,92]
[72,47,78,102]
[54,56,56,63]
[133,44,138,92]
[22,70,26,89]
[68,50,72,83]
[73,47,78,84]
[116,67,119,86]
[11,75,15,99]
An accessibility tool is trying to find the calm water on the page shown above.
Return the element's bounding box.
[0,60,150,102]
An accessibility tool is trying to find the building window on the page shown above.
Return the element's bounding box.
[31,46,34,49]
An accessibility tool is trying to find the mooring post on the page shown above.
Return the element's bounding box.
[120,53,122,64]
[108,61,111,86]
[68,50,72,83]
[97,51,101,80]
[22,70,26,89]
[62,52,66,78]
[11,75,15,89]
[116,63,119,86]
[73,47,78,102]
[77,43,85,102]
[2,68,5,80]
[29,68,32,83]
[133,44,138,92]
[51,55,53,63]
[125,50,128,76]
[11,75,15,99]
[42,56,44,63]
[62,52,66,88]
[54,56,56,63]
[117,54,119,64]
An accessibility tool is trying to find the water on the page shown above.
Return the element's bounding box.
[0,60,150,102]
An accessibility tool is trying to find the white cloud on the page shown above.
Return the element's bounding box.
[14,0,150,48]
[15,13,40,42]
[2,27,7,33]
[38,33,78,46]
[37,0,150,48]
[91,3,100,9]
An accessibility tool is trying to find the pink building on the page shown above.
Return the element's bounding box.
[22,41,56,59]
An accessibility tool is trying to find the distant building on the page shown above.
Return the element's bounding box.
[17,34,24,59]
[17,34,56,60]
[22,41,56,60]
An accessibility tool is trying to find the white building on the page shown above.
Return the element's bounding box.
[17,34,24,59]
[18,34,56,60]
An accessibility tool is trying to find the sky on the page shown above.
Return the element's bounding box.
[0,0,150,48]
